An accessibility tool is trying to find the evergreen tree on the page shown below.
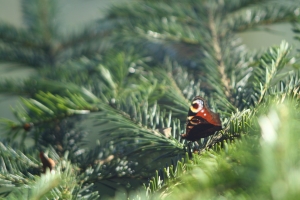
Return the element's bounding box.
[0,0,300,199]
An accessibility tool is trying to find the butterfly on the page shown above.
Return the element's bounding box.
[181,96,222,141]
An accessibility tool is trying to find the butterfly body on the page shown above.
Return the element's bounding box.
[181,96,222,141]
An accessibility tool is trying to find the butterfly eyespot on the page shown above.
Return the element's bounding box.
[190,99,204,113]
[192,103,198,109]
[190,117,201,125]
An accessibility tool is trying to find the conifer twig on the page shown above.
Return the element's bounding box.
[208,9,231,99]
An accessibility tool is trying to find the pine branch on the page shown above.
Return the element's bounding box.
[1,147,99,199]
[1,0,300,198]
[107,0,299,113]
[55,19,117,58]
[138,98,300,199]
[0,142,39,197]
[0,78,99,101]
[0,91,98,147]
[220,0,268,13]
[1,89,186,182]
[0,44,47,67]
[0,23,42,47]
[224,0,300,32]
[21,0,58,39]
[121,108,255,198]
[233,41,293,109]
[257,42,291,104]
[92,102,184,156]
[0,1,115,67]
[207,7,231,99]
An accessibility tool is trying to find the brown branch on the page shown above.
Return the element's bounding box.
[208,10,231,98]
